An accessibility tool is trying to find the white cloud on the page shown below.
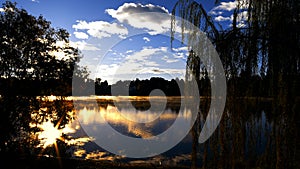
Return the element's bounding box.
[97,64,185,84]
[105,3,172,35]
[96,64,119,76]
[106,3,169,19]
[74,31,89,39]
[209,11,217,15]
[95,46,187,84]
[213,1,238,11]
[213,9,249,28]
[162,55,179,63]
[70,41,100,51]
[211,0,248,12]
[173,52,185,59]
[0,8,4,12]
[110,46,169,78]
[125,46,167,64]
[209,11,224,15]
[125,50,134,54]
[170,46,189,59]
[72,20,128,39]
[172,46,188,52]
[119,46,186,73]
[31,0,39,3]
[143,37,150,42]
[210,0,249,26]
[214,15,231,22]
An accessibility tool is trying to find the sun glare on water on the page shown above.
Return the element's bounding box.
[39,121,63,148]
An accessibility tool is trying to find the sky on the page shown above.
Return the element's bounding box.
[1,0,247,84]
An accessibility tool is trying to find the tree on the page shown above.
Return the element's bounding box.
[172,0,300,97]
[0,1,86,96]
[171,1,299,168]
[0,1,86,158]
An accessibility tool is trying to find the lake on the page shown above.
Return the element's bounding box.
[36,96,297,168]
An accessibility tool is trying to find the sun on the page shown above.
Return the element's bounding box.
[36,120,66,167]
[39,121,63,148]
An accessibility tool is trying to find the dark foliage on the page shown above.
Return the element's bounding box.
[0,1,85,158]
[171,0,300,99]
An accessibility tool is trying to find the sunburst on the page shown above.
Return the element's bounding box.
[39,121,63,148]
[37,116,66,167]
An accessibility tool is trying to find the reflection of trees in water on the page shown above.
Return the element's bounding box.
[190,98,299,169]
[0,96,74,158]
[94,97,181,138]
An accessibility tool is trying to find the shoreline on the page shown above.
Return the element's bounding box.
[2,157,191,169]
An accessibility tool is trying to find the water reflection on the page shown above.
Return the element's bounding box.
[1,96,297,168]
[76,98,191,139]
[57,96,297,168]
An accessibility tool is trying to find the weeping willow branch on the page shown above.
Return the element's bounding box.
[171,0,299,97]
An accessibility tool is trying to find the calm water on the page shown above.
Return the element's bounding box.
[42,96,297,168]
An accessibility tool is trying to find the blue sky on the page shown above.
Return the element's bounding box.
[1,0,247,84]
[2,0,215,33]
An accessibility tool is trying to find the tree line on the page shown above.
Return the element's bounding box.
[85,77,210,96]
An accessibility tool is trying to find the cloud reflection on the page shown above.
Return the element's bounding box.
[76,101,192,139]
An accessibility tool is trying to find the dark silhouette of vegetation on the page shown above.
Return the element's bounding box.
[95,78,111,95]
[110,77,183,96]
[171,1,299,168]
[94,76,210,97]
[171,0,300,99]
[190,98,299,169]
[0,1,88,96]
[0,1,86,160]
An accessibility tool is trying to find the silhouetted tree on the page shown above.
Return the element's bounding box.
[0,1,86,158]
[172,1,299,168]
[172,0,300,98]
[0,1,87,96]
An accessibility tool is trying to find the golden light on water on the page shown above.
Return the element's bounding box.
[76,104,192,138]
[36,120,78,148]
[31,96,190,158]
[38,121,63,148]
[35,120,66,168]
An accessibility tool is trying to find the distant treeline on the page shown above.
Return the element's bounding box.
[83,75,300,97]
[92,77,209,96]
[1,75,299,97]
[96,77,183,96]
